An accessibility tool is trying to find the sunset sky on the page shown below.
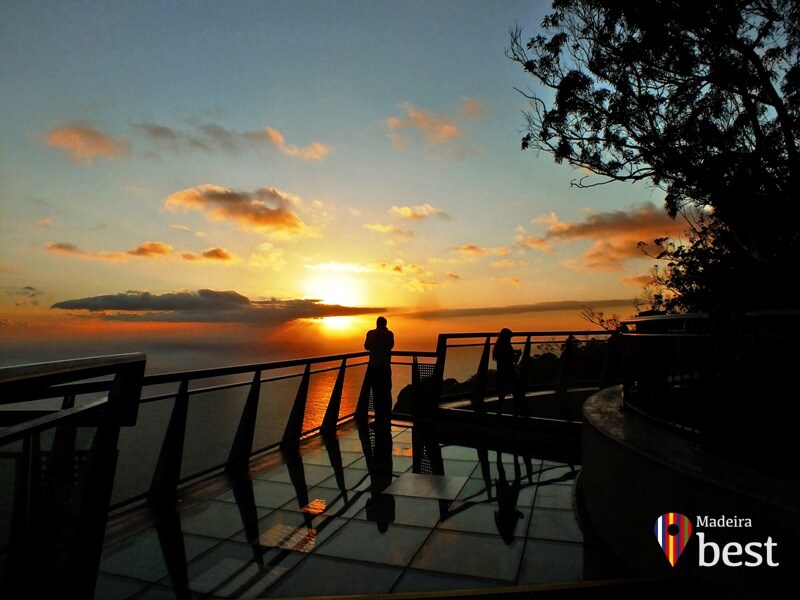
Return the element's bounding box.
[1,1,689,367]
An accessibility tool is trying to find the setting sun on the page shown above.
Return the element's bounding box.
[303,274,366,307]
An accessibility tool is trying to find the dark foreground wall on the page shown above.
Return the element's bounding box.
[580,386,800,599]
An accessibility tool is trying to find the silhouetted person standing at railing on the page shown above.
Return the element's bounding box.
[493,328,520,418]
[364,316,394,430]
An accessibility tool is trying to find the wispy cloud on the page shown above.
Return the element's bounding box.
[371,259,454,292]
[385,102,462,147]
[383,98,485,158]
[406,298,633,320]
[520,203,688,272]
[135,122,333,161]
[457,97,489,120]
[44,124,130,165]
[7,285,45,307]
[490,258,518,269]
[36,219,55,228]
[164,184,318,238]
[51,289,384,324]
[249,243,285,270]
[263,127,334,160]
[364,223,414,237]
[372,259,427,276]
[45,241,172,261]
[621,274,651,287]
[389,203,449,221]
[453,244,509,257]
[493,276,521,287]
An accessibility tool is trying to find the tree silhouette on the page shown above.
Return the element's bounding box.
[508,0,800,311]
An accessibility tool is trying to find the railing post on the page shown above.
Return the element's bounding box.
[68,357,144,598]
[431,334,448,399]
[470,336,491,411]
[321,359,347,438]
[555,335,576,418]
[280,364,311,452]
[356,360,372,424]
[225,370,262,476]
[149,379,190,507]
[513,336,532,416]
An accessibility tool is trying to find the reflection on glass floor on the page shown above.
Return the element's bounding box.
[95,422,589,599]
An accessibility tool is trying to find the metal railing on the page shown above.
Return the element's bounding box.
[619,311,800,458]
[0,353,146,599]
[0,349,437,512]
[420,330,616,419]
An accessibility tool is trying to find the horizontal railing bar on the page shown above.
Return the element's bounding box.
[0,398,107,445]
[140,351,371,385]
[438,330,611,340]
[6,354,428,404]
[621,332,711,337]
[142,361,370,403]
[391,350,438,358]
[0,352,145,384]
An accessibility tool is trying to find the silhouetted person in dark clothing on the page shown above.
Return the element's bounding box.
[492,328,519,418]
[364,316,394,430]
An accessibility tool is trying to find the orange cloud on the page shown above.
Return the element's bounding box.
[181,247,237,262]
[126,241,173,257]
[542,203,684,242]
[373,260,427,276]
[45,241,172,261]
[523,203,690,272]
[385,102,462,147]
[384,99,485,158]
[44,125,130,165]
[263,128,334,160]
[389,203,449,220]
[563,240,645,272]
[453,244,509,257]
[165,184,317,238]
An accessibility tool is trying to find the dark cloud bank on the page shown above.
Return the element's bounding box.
[51,289,384,324]
[51,289,631,325]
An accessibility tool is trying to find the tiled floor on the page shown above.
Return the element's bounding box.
[95,423,593,599]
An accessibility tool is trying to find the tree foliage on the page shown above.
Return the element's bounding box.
[508,0,800,311]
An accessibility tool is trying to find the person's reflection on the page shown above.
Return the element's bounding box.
[358,420,395,532]
[494,451,524,544]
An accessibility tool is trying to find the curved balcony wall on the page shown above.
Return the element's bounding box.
[580,386,800,599]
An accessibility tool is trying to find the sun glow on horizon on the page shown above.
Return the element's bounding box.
[303,273,366,307]
[316,315,361,333]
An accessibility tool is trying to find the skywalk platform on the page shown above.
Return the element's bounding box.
[95,421,599,599]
